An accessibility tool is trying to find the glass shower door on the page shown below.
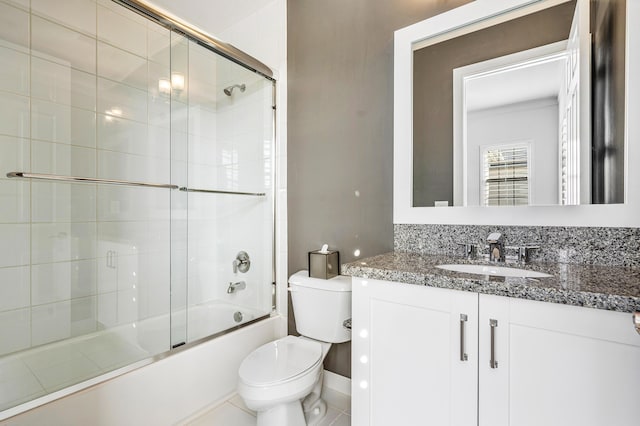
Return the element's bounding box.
[0,0,174,412]
[183,40,274,343]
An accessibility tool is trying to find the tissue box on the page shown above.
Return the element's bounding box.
[308,250,340,279]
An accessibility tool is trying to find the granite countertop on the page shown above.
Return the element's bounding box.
[342,251,640,313]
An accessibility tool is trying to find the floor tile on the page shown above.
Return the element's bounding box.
[317,406,342,426]
[187,385,351,425]
[330,413,351,426]
[187,402,256,426]
[321,387,351,413]
[228,393,256,416]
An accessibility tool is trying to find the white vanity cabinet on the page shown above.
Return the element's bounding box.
[352,277,640,426]
[479,294,640,426]
[351,277,479,425]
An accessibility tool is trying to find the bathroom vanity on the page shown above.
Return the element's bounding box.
[345,252,640,426]
[358,0,640,422]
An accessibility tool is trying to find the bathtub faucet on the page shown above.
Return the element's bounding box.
[227,281,246,294]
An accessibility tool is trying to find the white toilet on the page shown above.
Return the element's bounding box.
[237,270,352,426]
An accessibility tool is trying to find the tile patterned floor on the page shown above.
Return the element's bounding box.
[187,387,351,426]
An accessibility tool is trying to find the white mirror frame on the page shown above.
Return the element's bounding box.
[394,0,639,227]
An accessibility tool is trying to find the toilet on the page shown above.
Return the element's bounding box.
[237,271,352,426]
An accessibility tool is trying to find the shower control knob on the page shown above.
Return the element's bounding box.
[233,251,251,273]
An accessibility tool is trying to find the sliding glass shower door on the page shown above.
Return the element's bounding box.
[170,35,275,347]
[0,0,274,416]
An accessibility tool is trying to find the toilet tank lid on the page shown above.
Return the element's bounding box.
[289,270,352,292]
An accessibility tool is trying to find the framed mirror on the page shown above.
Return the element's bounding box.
[394,0,640,226]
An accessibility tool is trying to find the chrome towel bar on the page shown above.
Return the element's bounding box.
[7,172,179,189]
[179,187,266,196]
[7,172,266,196]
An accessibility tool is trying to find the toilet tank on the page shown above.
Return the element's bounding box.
[289,271,352,343]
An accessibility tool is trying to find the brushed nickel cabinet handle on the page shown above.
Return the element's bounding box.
[460,314,468,361]
[490,319,498,369]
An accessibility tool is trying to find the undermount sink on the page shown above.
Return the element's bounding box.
[436,264,552,278]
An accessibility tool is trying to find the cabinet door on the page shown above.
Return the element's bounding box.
[480,294,640,426]
[352,278,478,426]
[478,294,511,426]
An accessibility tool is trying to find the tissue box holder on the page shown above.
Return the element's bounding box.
[308,250,340,279]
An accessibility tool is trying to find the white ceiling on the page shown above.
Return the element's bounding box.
[145,0,275,36]
[465,57,565,112]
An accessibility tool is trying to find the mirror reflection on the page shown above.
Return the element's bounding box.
[457,42,572,206]
[412,0,625,207]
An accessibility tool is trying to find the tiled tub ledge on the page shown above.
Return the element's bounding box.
[342,251,640,313]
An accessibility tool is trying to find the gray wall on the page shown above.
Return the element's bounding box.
[287,0,470,378]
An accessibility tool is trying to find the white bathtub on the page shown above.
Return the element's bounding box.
[0,301,276,423]
[184,301,268,342]
[103,300,270,355]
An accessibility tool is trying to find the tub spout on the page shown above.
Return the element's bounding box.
[227,281,246,294]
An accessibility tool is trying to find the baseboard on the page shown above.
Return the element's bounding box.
[323,370,351,396]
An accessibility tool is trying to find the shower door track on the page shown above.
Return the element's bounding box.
[115,0,275,80]
[7,172,267,197]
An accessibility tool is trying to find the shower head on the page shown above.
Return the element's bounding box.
[223,83,246,96]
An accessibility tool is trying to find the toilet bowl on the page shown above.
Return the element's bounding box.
[238,336,330,425]
[237,271,352,426]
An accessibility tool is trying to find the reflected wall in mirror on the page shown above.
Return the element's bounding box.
[412,0,626,207]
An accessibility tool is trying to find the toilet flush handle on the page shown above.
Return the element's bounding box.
[343,318,352,330]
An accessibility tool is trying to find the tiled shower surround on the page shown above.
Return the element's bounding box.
[394,224,640,267]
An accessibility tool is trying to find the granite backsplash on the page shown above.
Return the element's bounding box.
[394,224,640,267]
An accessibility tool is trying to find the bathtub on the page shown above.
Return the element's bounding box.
[99,300,271,355]
[184,300,269,343]
[1,301,278,423]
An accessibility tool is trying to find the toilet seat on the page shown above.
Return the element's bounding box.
[239,336,323,387]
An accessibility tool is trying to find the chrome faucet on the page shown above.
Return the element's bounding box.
[487,232,505,262]
[457,243,477,259]
[233,251,251,273]
[227,281,246,294]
